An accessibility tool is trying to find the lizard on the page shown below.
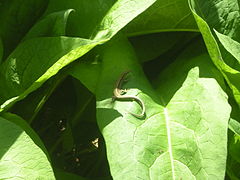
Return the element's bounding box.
[112,71,145,118]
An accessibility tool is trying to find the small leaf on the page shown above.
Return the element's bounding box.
[214,30,240,65]
[229,118,240,136]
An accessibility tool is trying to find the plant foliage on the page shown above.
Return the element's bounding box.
[0,0,239,179]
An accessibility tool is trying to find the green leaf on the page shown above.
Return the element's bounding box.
[9,74,65,123]
[125,0,198,36]
[189,0,240,108]
[226,157,240,180]
[0,0,158,112]
[189,0,240,41]
[228,122,240,179]
[189,0,240,73]
[0,0,47,59]
[71,20,196,94]
[7,9,74,119]
[0,113,55,179]
[70,61,101,94]
[0,37,99,112]
[130,32,198,63]
[215,30,240,65]
[95,36,230,179]
[45,0,114,38]
[229,118,240,136]
[23,9,74,40]
[91,0,157,40]
[0,37,3,63]
[47,0,158,40]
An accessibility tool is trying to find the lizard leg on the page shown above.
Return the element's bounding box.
[120,89,128,95]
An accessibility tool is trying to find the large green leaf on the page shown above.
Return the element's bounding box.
[5,9,77,119]
[189,0,240,41]
[129,32,198,63]
[91,0,156,40]
[6,9,83,121]
[0,37,99,112]
[92,36,230,179]
[0,0,47,59]
[70,61,101,94]
[46,0,158,40]
[0,0,157,112]
[1,0,235,179]
[189,0,240,73]
[189,0,240,108]
[124,0,198,36]
[23,9,74,40]
[0,113,55,179]
[45,0,114,38]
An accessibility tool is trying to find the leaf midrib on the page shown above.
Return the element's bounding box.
[164,107,176,180]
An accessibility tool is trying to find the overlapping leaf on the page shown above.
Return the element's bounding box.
[23,9,74,40]
[189,0,240,108]
[215,30,240,65]
[0,113,55,179]
[0,0,47,58]
[0,0,236,179]
[125,0,198,36]
[93,36,230,179]
[0,0,157,112]
[0,36,98,111]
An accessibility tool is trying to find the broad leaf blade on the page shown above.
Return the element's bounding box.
[0,113,55,179]
[125,0,198,36]
[189,0,240,41]
[129,32,198,63]
[154,39,230,179]
[91,0,156,40]
[189,0,240,108]
[95,36,230,179]
[0,37,99,111]
[23,9,74,40]
[45,0,114,38]
[0,0,158,112]
[0,0,47,59]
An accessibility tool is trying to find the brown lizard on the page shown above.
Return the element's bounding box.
[112,71,145,118]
